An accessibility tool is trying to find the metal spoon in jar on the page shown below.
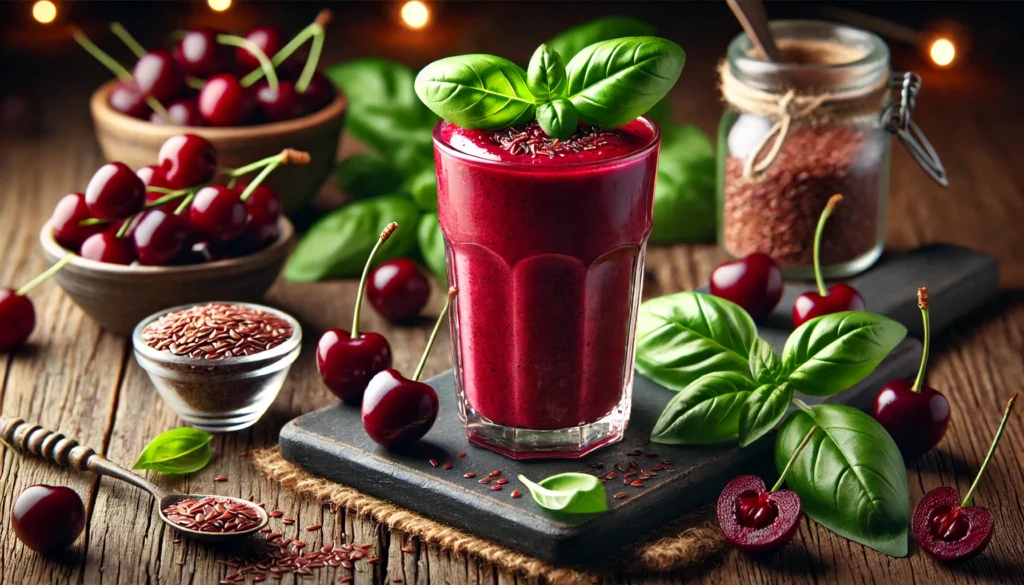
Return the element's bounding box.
[726,0,782,61]
[0,416,268,543]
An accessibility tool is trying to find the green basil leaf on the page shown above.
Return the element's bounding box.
[566,37,685,128]
[527,44,567,101]
[415,55,536,130]
[536,98,578,141]
[749,337,784,384]
[737,382,793,447]
[651,372,756,444]
[547,16,656,61]
[635,291,757,391]
[406,166,438,212]
[285,195,420,282]
[417,213,447,283]
[133,427,213,475]
[518,473,607,514]
[335,154,405,200]
[775,405,909,557]
[782,312,907,396]
[649,124,716,244]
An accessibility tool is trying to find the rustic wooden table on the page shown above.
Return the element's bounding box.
[2,3,1023,584]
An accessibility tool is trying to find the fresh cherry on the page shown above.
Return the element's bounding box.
[238,26,284,72]
[80,231,136,265]
[256,80,305,122]
[198,74,256,126]
[0,256,72,352]
[84,162,145,220]
[133,209,189,265]
[132,49,183,103]
[367,259,431,323]
[317,224,399,404]
[12,485,86,553]
[362,287,456,447]
[50,193,104,249]
[912,395,1016,562]
[151,98,203,126]
[873,287,950,458]
[174,28,233,77]
[232,183,281,252]
[190,185,247,242]
[108,81,149,118]
[716,425,814,554]
[792,195,865,328]
[709,252,783,320]
[179,240,229,265]
[158,134,217,190]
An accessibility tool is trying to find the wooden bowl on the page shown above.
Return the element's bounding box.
[90,79,346,214]
[39,218,295,335]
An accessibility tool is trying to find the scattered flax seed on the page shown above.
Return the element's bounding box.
[606,471,619,480]
[282,518,295,525]
[490,485,503,491]
[293,540,306,548]
[305,524,322,532]
[627,449,643,456]
[429,458,439,467]
[511,490,522,499]
[489,470,502,477]
[141,303,293,360]
[214,476,228,482]
[340,578,353,584]
[495,478,509,485]
[478,478,491,484]
[463,472,476,478]
[394,578,404,583]
[443,462,454,470]
[645,452,658,458]
[401,546,415,553]
[613,492,629,499]
[630,480,646,488]
[269,510,283,518]
[240,451,249,458]
[457,451,467,458]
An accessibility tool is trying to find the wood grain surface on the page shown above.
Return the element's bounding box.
[1,3,1023,584]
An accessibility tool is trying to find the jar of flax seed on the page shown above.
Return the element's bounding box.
[718,20,947,279]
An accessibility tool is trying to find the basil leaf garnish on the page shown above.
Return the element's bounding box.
[782,312,907,396]
[417,213,447,283]
[536,98,578,141]
[635,292,757,391]
[527,44,567,101]
[651,372,756,444]
[285,195,420,282]
[414,55,536,130]
[737,382,793,447]
[776,405,909,557]
[133,427,213,475]
[547,16,655,61]
[749,337,784,384]
[565,37,685,128]
[518,473,608,514]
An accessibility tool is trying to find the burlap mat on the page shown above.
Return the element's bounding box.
[250,447,726,584]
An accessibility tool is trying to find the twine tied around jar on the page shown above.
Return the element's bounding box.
[718,59,889,181]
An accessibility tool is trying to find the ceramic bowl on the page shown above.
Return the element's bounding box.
[39,217,294,335]
[89,79,346,214]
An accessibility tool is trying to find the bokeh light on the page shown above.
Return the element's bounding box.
[32,0,57,24]
[401,1,430,29]
[208,0,232,13]
[929,38,956,67]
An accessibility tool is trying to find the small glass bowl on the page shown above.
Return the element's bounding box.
[132,301,302,433]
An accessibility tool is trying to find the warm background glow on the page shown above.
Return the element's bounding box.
[930,38,956,66]
[208,0,232,12]
[401,1,430,29]
[32,0,57,24]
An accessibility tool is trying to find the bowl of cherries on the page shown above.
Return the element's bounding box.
[78,10,344,213]
[39,133,303,335]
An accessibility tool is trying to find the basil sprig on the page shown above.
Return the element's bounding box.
[133,427,213,475]
[415,37,684,138]
[518,473,608,514]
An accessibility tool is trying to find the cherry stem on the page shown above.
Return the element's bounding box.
[16,254,73,296]
[771,425,817,492]
[174,192,195,215]
[237,161,280,202]
[110,22,145,58]
[812,194,843,297]
[237,149,310,202]
[295,27,324,94]
[912,287,931,392]
[239,9,332,87]
[115,216,136,239]
[186,77,206,90]
[216,34,278,92]
[73,29,133,83]
[351,223,399,338]
[78,217,110,227]
[146,97,171,123]
[413,287,457,383]
[961,394,1017,507]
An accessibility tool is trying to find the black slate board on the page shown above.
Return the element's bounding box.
[280,244,997,565]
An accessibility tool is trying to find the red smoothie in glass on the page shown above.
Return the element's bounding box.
[434,119,659,457]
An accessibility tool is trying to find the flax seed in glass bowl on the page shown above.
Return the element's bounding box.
[132,302,302,432]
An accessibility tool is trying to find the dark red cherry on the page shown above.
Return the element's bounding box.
[138,165,180,215]
[151,98,203,126]
[80,231,136,265]
[792,283,865,328]
[174,28,233,77]
[190,185,247,242]
[198,74,256,126]
[317,330,393,404]
[873,380,950,458]
[132,49,183,103]
[367,259,431,322]
[84,162,145,220]
[717,475,801,554]
[361,369,439,448]
[158,134,217,189]
[237,26,284,72]
[50,193,104,249]
[0,288,35,353]
[108,81,149,118]
[299,71,334,113]
[709,252,783,320]
[12,485,86,553]
[132,210,189,265]
[913,487,993,562]
[232,184,281,252]
[256,80,305,122]
[178,240,230,265]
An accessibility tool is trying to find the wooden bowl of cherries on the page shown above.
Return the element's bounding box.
[79,10,345,214]
[40,133,302,335]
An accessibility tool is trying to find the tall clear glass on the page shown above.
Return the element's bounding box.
[433,118,660,459]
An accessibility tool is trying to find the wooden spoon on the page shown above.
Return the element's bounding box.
[726,0,782,61]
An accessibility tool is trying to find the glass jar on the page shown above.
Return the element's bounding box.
[717,20,946,279]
